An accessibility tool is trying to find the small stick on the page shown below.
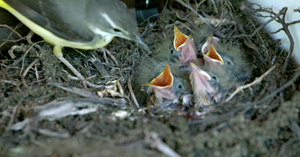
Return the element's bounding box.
[175,0,209,25]
[255,69,300,104]
[225,65,276,102]
[128,71,140,108]
[144,131,181,157]
[21,58,39,88]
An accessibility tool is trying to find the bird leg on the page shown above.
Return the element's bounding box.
[56,56,88,88]
[53,45,87,88]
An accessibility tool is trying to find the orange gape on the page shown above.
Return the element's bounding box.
[206,43,223,64]
[173,26,189,50]
[147,62,173,87]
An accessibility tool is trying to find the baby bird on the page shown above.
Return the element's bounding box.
[189,62,222,106]
[173,25,201,66]
[173,26,224,106]
[198,35,251,89]
[134,25,250,109]
[201,35,235,71]
[174,26,252,106]
[146,62,188,105]
[178,37,200,66]
[133,56,191,107]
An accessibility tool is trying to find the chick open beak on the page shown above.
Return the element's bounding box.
[147,62,173,87]
[203,43,224,65]
[201,36,223,65]
[146,62,177,101]
[173,25,190,50]
[201,35,220,53]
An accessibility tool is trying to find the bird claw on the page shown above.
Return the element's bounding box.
[97,48,119,66]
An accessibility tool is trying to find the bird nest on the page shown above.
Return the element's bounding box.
[0,0,299,156]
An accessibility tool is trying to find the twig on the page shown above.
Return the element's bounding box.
[232,10,282,38]
[6,104,20,132]
[89,55,109,78]
[251,7,295,73]
[0,24,23,48]
[128,71,140,108]
[225,65,276,102]
[0,79,19,86]
[175,0,209,25]
[48,83,101,98]
[275,8,294,73]
[144,131,181,157]
[26,31,35,44]
[255,69,300,104]
[21,58,39,88]
[38,129,70,138]
[20,41,43,75]
[278,138,298,156]
[289,118,300,140]
[161,0,169,14]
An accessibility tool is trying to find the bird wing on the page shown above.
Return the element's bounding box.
[3,0,94,43]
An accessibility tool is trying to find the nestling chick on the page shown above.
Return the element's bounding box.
[173,28,224,106]
[178,37,200,66]
[133,57,191,107]
[189,62,222,106]
[198,35,251,89]
[146,62,186,102]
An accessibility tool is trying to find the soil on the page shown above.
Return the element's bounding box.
[0,0,299,157]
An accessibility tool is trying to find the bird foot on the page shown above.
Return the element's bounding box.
[97,48,119,65]
[64,71,105,88]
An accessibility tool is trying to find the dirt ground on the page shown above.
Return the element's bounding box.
[1,0,300,157]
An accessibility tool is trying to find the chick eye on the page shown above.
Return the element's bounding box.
[177,84,182,89]
[212,76,217,80]
[171,49,174,54]
[226,61,231,65]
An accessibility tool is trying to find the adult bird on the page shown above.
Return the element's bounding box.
[0,0,149,88]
